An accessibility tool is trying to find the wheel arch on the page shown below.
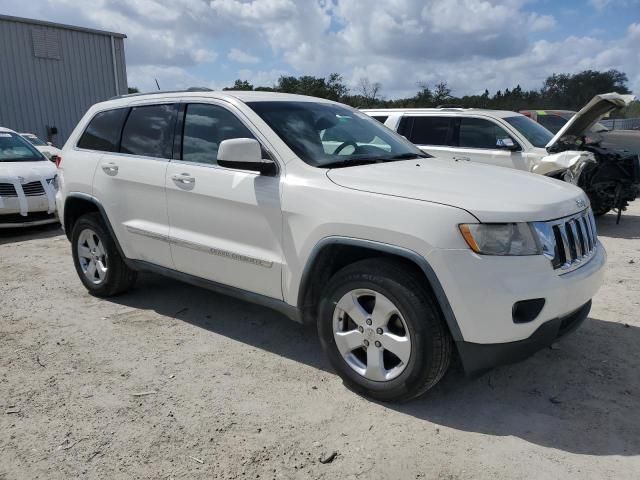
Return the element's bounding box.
[297,236,463,341]
[63,193,127,260]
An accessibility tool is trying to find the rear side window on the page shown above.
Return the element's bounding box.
[120,104,177,159]
[458,118,514,149]
[398,116,452,146]
[77,108,128,152]
[181,103,255,165]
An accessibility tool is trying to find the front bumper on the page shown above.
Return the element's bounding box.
[0,211,58,228]
[457,301,591,374]
[426,242,605,344]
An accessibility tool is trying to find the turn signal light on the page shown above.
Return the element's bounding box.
[52,155,62,168]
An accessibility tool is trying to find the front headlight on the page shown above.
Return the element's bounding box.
[459,223,541,256]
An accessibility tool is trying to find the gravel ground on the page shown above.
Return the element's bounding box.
[1,204,639,480]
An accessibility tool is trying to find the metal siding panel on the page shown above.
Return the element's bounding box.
[0,17,126,145]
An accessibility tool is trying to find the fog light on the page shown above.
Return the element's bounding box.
[512,299,545,324]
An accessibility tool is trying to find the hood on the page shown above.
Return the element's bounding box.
[326,158,588,223]
[0,160,57,181]
[546,92,636,150]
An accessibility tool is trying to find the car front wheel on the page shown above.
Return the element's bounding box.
[318,258,452,402]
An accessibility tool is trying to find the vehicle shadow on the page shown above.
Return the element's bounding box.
[596,212,640,239]
[108,273,639,457]
[109,273,329,372]
[0,223,63,245]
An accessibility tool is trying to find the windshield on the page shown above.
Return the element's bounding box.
[247,101,425,167]
[21,134,47,146]
[504,115,554,148]
[0,132,46,162]
[539,112,609,134]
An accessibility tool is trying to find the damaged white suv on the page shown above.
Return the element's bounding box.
[57,91,605,401]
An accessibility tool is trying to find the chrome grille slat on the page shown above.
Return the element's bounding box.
[581,216,593,251]
[535,208,598,275]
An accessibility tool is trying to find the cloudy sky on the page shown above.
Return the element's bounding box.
[2,0,639,98]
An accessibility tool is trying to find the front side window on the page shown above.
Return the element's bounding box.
[120,104,177,159]
[503,115,554,148]
[458,118,517,149]
[247,101,425,168]
[401,116,452,146]
[181,104,255,165]
[0,132,46,162]
[77,108,128,152]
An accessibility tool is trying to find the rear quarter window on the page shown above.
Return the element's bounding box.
[77,108,128,152]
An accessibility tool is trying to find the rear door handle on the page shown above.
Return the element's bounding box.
[101,162,119,175]
[453,156,471,162]
[171,173,195,185]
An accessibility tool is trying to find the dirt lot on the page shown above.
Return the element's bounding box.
[1,204,639,480]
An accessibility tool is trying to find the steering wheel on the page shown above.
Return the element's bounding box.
[333,140,358,155]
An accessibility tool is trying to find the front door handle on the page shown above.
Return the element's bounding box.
[171,173,195,185]
[101,162,119,175]
[453,156,471,162]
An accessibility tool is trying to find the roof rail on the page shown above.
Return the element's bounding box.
[436,104,466,109]
[109,87,213,101]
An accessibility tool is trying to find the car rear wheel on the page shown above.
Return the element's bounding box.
[71,213,136,296]
[318,258,452,402]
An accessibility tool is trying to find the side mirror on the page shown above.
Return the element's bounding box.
[496,137,520,151]
[217,138,276,175]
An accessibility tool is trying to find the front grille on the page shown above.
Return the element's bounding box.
[536,209,598,274]
[21,181,46,196]
[0,181,47,197]
[0,183,18,197]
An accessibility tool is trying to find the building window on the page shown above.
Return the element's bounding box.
[32,28,61,60]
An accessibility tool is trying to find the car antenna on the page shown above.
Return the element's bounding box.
[155,78,161,91]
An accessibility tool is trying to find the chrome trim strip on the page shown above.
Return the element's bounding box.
[126,225,273,268]
[169,236,273,268]
[125,225,169,242]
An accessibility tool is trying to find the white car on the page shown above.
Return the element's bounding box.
[20,133,62,161]
[56,91,605,401]
[364,93,636,187]
[0,127,58,227]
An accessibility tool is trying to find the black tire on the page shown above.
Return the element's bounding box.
[317,258,452,402]
[71,212,136,297]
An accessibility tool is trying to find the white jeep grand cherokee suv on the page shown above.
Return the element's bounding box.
[56,91,605,401]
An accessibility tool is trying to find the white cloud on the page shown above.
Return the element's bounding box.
[0,0,637,97]
[589,0,613,10]
[228,48,260,64]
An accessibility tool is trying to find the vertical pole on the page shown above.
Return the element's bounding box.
[110,35,120,96]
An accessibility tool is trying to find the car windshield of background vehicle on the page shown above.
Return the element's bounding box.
[0,132,46,162]
[504,115,554,148]
[22,134,47,146]
[247,101,426,168]
[536,114,568,134]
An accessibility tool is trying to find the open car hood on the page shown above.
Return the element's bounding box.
[546,92,635,150]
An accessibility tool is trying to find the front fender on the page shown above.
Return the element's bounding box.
[532,151,597,183]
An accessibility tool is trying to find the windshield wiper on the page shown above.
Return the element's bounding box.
[320,158,386,169]
[380,152,430,160]
[321,153,430,169]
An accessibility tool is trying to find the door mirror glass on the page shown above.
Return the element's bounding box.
[217,138,276,175]
[496,137,519,150]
